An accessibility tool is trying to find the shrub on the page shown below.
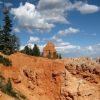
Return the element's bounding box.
[0,77,27,99]
[0,55,12,66]
[20,94,26,99]
[0,73,5,80]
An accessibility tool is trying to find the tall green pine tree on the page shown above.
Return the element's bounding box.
[0,25,4,51]
[0,7,20,54]
[33,44,40,56]
[6,78,12,92]
[11,33,20,52]
[2,7,13,54]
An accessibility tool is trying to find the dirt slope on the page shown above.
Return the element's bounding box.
[0,53,100,100]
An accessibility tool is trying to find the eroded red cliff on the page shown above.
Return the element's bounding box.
[0,53,100,100]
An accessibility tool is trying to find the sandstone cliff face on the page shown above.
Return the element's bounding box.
[43,42,57,57]
[0,53,100,100]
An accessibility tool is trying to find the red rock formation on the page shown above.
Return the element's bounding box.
[0,53,100,100]
[43,42,57,57]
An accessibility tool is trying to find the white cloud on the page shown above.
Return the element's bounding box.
[0,1,3,4]
[77,4,100,14]
[56,39,63,43]
[52,36,63,43]
[57,27,80,36]
[37,0,100,25]
[14,27,20,33]
[42,35,63,43]
[4,2,13,8]
[10,1,99,34]
[37,0,70,24]
[50,35,58,40]
[20,41,100,58]
[55,42,81,53]
[28,36,40,43]
[92,33,96,36]
[86,46,93,51]
[64,1,99,14]
[65,1,84,11]
[10,2,54,33]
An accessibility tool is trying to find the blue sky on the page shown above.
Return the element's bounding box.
[0,0,100,58]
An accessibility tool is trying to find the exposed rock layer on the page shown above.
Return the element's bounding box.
[0,53,100,100]
[43,42,57,57]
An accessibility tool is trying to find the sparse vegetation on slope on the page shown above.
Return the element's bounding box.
[0,55,12,66]
[0,73,27,100]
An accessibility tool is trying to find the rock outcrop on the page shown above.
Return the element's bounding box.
[43,42,58,57]
[0,53,100,100]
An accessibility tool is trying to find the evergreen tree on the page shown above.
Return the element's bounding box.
[24,45,30,55]
[11,33,20,52]
[2,7,13,54]
[33,44,40,56]
[47,50,51,59]
[59,53,62,59]
[0,25,4,51]
[0,7,20,55]
[6,78,12,92]
[53,52,58,59]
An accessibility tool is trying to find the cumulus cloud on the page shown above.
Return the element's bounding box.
[28,36,40,43]
[50,35,58,40]
[57,27,80,36]
[14,27,20,33]
[10,2,54,33]
[77,4,99,14]
[42,35,63,43]
[86,46,93,51]
[56,39,63,43]
[37,0,100,26]
[4,2,13,8]
[20,41,100,58]
[64,1,100,14]
[55,42,81,54]
[55,43,100,58]
[10,1,99,33]
[37,0,70,24]
[50,36,63,43]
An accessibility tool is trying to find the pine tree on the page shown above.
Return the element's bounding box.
[33,44,40,56]
[47,50,51,59]
[24,45,30,55]
[0,7,12,54]
[11,33,20,52]
[0,25,4,51]
[0,7,20,55]
[53,52,58,59]
[59,53,62,59]
[6,78,12,92]
[2,7,13,54]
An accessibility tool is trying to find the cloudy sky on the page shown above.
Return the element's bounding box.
[0,0,100,58]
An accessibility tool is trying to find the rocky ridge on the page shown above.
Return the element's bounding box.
[0,53,100,100]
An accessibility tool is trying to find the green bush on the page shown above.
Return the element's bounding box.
[0,55,12,66]
[20,94,26,99]
[0,77,27,100]
[0,73,5,80]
